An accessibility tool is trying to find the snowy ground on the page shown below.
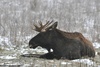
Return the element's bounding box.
[0,36,100,67]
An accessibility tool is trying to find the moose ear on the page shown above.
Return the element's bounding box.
[48,22,58,30]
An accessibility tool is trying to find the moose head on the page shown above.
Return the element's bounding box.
[29,21,56,52]
[29,21,95,60]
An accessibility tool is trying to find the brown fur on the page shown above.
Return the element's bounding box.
[57,29,95,54]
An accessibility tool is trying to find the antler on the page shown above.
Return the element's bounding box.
[33,21,53,32]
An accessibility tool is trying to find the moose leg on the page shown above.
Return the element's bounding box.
[66,50,81,60]
[86,48,95,57]
[81,46,95,57]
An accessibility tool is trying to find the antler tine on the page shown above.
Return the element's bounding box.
[38,21,47,32]
[33,23,40,31]
[32,20,54,32]
[38,21,51,30]
[44,20,53,28]
[33,21,46,32]
[39,21,43,27]
[43,21,49,27]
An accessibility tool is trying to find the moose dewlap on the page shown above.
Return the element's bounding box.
[29,21,95,60]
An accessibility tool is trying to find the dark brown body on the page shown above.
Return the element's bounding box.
[29,22,95,60]
[57,29,95,55]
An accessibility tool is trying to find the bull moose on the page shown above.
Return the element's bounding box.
[29,21,95,60]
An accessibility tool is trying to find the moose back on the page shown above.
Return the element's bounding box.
[29,21,95,60]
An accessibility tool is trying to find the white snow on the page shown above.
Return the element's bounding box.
[61,62,67,65]
[0,55,17,59]
[61,61,71,65]
[0,36,12,46]
[33,46,48,53]
[1,62,21,66]
[72,59,95,66]
[0,36,14,50]
[22,64,31,67]
[93,42,100,48]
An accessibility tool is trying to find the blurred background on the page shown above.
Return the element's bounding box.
[0,0,100,48]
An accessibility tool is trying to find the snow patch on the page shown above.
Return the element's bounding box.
[0,36,12,46]
[93,42,100,48]
[61,61,72,65]
[22,64,31,67]
[0,36,14,50]
[0,55,17,59]
[61,62,67,65]
[34,47,48,53]
[72,59,95,66]
[0,62,21,66]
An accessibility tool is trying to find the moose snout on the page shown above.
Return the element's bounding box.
[29,42,38,48]
[29,44,33,48]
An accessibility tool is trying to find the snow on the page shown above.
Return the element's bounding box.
[0,36,100,66]
[61,61,71,65]
[0,55,17,59]
[0,36,12,46]
[61,62,67,65]
[72,59,95,65]
[22,64,31,67]
[93,42,100,49]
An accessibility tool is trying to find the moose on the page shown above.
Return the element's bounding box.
[29,21,95,60]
